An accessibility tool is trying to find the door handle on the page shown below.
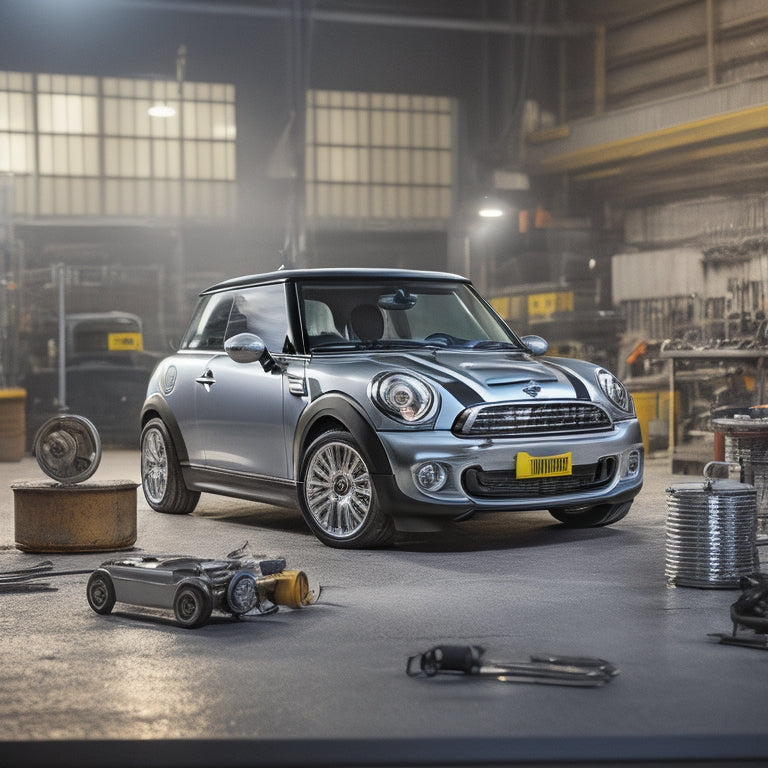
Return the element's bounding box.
[195,369,216,392]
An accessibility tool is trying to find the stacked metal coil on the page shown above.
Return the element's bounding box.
[665,476,759,588]
[723,433,768,544]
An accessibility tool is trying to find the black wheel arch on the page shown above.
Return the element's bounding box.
[141,393,191,464]
[293,394,392,478]
[175,576,212,599]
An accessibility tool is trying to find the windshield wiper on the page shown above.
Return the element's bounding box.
[311,339,424,353]
[465,340,522,351]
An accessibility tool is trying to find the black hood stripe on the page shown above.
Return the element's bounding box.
[382,354,591,406]
[385,355,480,407]
[545,361,591,400]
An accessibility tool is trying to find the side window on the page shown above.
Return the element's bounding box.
[180,293,233,351]
[225,284,291,353]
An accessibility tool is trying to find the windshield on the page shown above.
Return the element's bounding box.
[297,279,522,353]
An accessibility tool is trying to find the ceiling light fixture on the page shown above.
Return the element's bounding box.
[148,103,176,118]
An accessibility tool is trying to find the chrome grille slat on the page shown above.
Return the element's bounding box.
[454,402,612,437]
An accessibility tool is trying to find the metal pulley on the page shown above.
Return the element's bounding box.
[665,462,759,588]
[33,414,102,484]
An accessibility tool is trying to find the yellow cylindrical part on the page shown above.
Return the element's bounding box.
[271,569,313,608]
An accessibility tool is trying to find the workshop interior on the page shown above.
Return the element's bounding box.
[2,1,768,767]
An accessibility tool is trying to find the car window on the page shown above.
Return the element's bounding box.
[181,293,234,350]
[299,280,517,351]
[224,283,292,353]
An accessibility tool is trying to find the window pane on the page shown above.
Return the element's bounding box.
[83,137,99,176]
[10,93,28,130]
[104,138,119,176]
[212,142,228,180]
[136,139,151,177]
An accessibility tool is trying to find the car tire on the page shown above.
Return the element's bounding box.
[298,429,395,549]
[141,417,200,515]
[549,501,633,528]
[86,570,116,615]
[173,584,213,628]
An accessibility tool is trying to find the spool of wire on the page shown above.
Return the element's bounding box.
[723,433,768,545]
[666,463,759,588]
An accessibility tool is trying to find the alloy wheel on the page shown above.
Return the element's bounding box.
[142,426,169,505]
[305,440,372,539]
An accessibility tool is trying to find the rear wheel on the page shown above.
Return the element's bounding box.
[141,418,200,514]
[173,584,213,628]
[86,570,116,615]
[549,501,633,528]
[299,430,395,549]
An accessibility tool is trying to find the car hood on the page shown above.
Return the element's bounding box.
[317,349,596,404]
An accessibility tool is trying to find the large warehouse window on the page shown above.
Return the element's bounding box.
[305,90,455,225]
[0,70,237,219]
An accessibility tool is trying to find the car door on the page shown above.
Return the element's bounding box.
[193,283,292,479]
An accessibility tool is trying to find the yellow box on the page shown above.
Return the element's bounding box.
[516,451,572,479]
[107,332,143,351]
[528,292,557,317]
[556,292,574,312]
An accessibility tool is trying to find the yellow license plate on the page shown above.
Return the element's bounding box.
[516,451,572,479]
[107,332,143,351]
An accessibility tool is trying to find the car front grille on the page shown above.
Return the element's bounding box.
[463,457,617,499]
[452,401,612,438]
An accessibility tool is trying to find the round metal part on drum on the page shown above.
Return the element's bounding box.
[665,477,759,589]
[714,416,768,545]
[33,415,102,484]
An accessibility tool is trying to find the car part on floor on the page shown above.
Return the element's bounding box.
[710,574,768,650]
[406,645,618,687]
[86,542,315,628]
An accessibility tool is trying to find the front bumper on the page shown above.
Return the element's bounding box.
[374,419,644,518]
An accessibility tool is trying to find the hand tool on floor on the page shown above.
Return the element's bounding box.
[406,645,618,687]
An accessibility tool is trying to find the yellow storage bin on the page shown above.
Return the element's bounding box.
[0,388,26,462]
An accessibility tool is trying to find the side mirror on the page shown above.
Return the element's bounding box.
[225,332,276,371]
[521,334,548,356]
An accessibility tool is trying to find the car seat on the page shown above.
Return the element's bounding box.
[350,304,384,342]
[304,300,343,346]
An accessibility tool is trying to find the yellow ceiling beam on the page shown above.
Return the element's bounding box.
[573,134,768,181]
[539,104,768,173]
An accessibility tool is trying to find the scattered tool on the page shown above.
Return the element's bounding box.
[0,559,91,593]
[710,573,768,650]
[406,645,619,687]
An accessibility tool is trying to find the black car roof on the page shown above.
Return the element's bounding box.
[201,267,470,295]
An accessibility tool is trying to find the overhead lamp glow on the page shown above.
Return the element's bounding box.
[478,206,505,218]
[148,103,176,118]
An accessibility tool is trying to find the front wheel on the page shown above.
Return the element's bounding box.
[141,418,200,515]
[299,430,395,549]
[173,584,213,628]
[549,501,633,528]
[87,570,116,615]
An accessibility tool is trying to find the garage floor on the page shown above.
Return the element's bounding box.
[1,452,767,767]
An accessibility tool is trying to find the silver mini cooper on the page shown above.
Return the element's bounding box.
[141,268,643,548]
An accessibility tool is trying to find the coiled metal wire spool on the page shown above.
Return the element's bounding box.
[721,428,768,545]
[665,463,759,588]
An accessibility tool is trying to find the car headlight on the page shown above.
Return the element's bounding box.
[227,571,258,614]
[596,369,633,413]
[371,373,437,423]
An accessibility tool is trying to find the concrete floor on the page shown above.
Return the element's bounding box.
[1,451,767,767]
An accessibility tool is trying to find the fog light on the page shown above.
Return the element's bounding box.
[415,462,448,492]
[626,450,640,476]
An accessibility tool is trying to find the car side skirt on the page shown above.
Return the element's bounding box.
[181,464,299,508]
